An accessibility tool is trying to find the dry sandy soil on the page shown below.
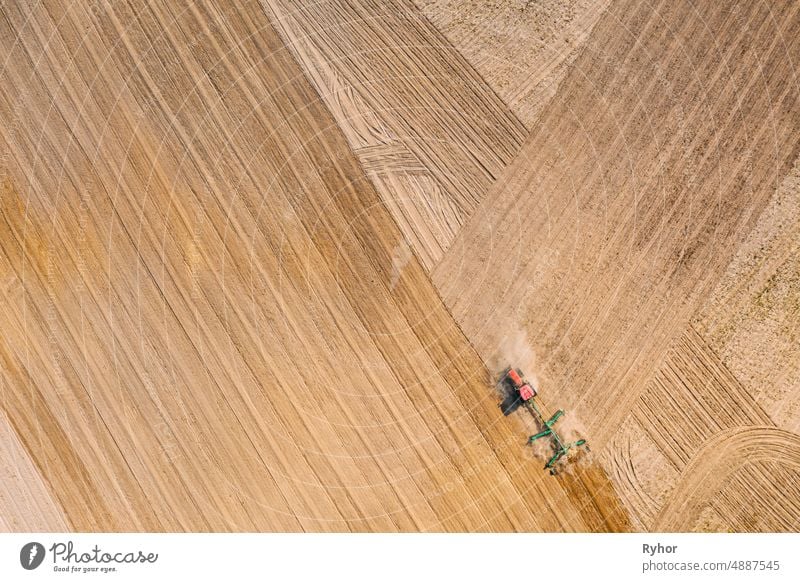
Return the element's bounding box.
[414,0,610,128]
[0,0,798,532]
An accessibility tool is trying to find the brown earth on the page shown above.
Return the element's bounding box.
[433,0,800,531]
[1,0,798,532]
[694,158,800,433]
[414,0,610,128]
[0,0,625,532]
[0,409,68,530]
[263,0,528,269]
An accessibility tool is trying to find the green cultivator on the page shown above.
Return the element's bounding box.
[526,405,588,474]
[499,367,589,474]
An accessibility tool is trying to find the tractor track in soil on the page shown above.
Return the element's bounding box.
[653,427,800,531]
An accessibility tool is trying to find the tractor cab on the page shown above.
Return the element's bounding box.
[518,382,536,402]
[498,365,589,473]
[505,368,537,400]
[499,368,537,415]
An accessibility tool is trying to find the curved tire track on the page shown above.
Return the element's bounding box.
[653,427,800,531]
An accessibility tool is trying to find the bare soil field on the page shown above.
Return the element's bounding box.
[414,0,610,127]
[707,461,800,532]
[0,0,626,532]
[1,0,798,533]
[263,0,528,268]
[694,159,800,433]
[0,410,68,530]
[434,0,800,531]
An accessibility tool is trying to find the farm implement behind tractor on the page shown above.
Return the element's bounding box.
[499,367,588,474]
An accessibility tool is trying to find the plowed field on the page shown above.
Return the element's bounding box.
[1,0,798,532]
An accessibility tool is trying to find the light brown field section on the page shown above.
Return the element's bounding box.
[605,326,778,530]
[0,409,69,531]
[694,157,800,433]
[434,0,800,453]
[653,427,800,531]
[602,416,679,531]
[414,0,611,128]
[710,461,800,532]
[0,0,628,531]
[634,327,773,468]
[262,0,528,268]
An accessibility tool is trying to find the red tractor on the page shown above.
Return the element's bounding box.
[499,367,538,415]
[498,365,590,474]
